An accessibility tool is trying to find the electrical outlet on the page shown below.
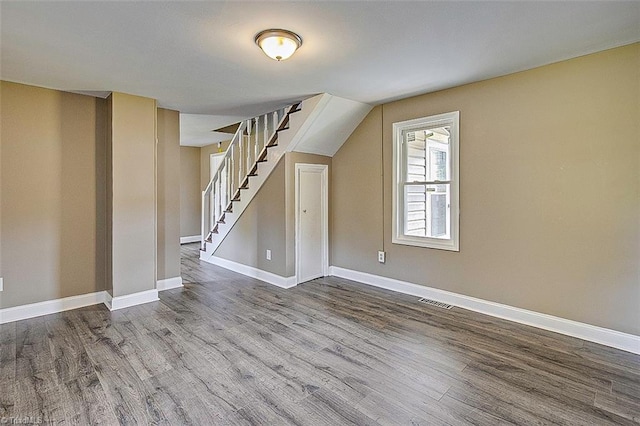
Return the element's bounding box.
[266,249,272,261]
[378,251,386,263]
[0,277,3,292]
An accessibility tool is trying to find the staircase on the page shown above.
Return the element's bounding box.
[200,94,324,260]
[199,93,372,263]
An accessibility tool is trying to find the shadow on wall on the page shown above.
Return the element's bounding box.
[58,92,106,299]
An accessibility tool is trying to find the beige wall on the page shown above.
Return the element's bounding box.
[105,95,113,295]
[215,152,331,278]
[0,83,175,307]
[180,146,201,238]
[0,82,3,300]
[157,108,181,280]
[95,97,108,300]
[332,43,640,335]
[215,157,287,276]
[332,106,383,269]
[0,81,107,308]
[109,92,157,297]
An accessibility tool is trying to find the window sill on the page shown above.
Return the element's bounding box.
[392,235,459,252]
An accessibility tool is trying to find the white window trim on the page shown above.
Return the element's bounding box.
[392,111,460,251]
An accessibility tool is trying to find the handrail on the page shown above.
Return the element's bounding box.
[201,103,297,249]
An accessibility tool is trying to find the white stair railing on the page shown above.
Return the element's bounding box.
[201,104,296,249]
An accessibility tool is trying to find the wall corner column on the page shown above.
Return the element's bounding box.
[105,92,159,309]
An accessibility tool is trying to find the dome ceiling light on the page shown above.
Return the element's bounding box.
[254,29,303,61]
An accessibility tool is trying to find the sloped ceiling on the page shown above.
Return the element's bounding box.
[289,95,373,157]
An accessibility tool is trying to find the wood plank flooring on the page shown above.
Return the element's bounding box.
[1,242,639,425]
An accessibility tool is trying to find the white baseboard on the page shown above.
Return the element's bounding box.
[329,266,640,355]
[1,286,163,323]
[0,291,109,324]
[157,276,184,291]
[105,289,159,311]
[207,256,297,289]
[180,235,201,244]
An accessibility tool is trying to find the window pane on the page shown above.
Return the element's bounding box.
[429,147,448,181]
[404,184,426,236]
[405,126,450,182]
[404,130,426,182]
[404,184,450,239]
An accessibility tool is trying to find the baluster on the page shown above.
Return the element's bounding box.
[248,118,253,174]
[214,183,216,233]
[263,114,268,151]
[201,191,206,247]
[263,115,267,157]
[273,110,277,136]
[229,145,236,202]
[217,169,222,220]
[207,189,211,231]
[254,117,259,162]
[222,157,226,210]
[215,170,218,218]
[213,178,217,221]
[254,116,259,163]
[256,115,262,161]
[246,119,251,173]
[249,118,254,174]
[223,151,231,208]
[225,156,230,209]
[272,111,275,141]
[238,129,243,191]
[272,111,277,138]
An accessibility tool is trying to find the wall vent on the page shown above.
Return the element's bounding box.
[418,298,453,309]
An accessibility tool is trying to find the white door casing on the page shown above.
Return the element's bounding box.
[295,163,329,284]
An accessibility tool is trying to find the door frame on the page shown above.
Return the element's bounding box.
[295,163,329,285]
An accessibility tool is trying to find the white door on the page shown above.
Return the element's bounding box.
[296,164,328,284]
[210,153,224,181]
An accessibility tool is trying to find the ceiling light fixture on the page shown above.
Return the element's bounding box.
[254,29,302,61]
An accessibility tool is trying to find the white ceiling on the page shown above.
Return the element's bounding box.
[180,113,245,147]
[2,1,639,125]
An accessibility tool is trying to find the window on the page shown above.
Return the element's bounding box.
[392,111,459,251]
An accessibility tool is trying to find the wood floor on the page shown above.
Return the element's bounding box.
[1,243,639,425]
